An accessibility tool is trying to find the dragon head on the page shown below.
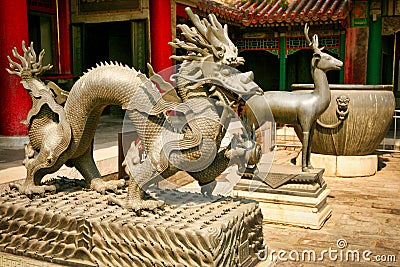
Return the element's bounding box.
[6,41,52,82]
[6,41,68,104]
[170,62,263,97]
[169,8,263,97]
[170,7,244,67]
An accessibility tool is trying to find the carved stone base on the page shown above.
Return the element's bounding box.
[0,187,263,267]
[233,165,332,229]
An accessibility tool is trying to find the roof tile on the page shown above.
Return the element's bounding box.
[196,0,350,26]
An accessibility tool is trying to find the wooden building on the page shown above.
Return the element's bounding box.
[195,0,379,91]
[382,0,400,95]
[0,0,71,142]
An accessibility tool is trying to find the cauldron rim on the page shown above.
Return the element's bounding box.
[292,84,393,91]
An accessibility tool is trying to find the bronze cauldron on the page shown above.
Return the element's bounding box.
[292,84,395,156]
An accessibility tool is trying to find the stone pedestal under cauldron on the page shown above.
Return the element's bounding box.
[293,84,395,177]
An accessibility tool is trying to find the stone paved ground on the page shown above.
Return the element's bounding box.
[0,115,123,170]
[257,148,400,267]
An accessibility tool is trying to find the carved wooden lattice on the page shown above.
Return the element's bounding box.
[235,38,279,51]
[234,35,339,56]
[287,35,340,55]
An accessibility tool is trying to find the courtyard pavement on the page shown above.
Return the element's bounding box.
[0,115,399,266]
[259,148,400,266]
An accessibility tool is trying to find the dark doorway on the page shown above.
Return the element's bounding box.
[83,21,133,116]
[287,50,313,89]
[238,50,280,91]
[83,21,132,71]
[382,33,400,96]
[28,12,56,74]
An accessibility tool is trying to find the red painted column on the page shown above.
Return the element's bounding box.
[344,27,369,84]
[0,0,31,136]
[59,0,72,75]
[150,0,173,74]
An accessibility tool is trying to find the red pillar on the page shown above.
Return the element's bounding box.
[59,0,72,76]
[150,0,173,74]
[0,0,31,136]
[344,27,369,84]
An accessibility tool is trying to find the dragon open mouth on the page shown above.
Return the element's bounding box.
[171,73,263,97]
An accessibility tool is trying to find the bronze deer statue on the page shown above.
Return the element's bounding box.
[241,24,343,172]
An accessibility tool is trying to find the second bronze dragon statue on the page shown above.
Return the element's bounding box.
[7,8,263,211]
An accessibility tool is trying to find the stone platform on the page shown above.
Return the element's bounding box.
[296,152,378,177]
[233,164,331,229]
[0,186,263,267]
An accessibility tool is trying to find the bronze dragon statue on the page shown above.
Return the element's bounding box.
[6,8,263,210]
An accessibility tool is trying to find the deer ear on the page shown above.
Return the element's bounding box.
[313,53,321,60]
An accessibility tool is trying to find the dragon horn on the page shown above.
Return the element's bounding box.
[185,7,207,38]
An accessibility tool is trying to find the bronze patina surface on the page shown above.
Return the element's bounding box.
[241,25,343,172]
[292,84,395,156]
[0,184,263,266]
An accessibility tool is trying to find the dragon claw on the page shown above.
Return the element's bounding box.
[90,178,125,194]
[9,182,56,198]
[108,195,164,214]
[128,199,165,214]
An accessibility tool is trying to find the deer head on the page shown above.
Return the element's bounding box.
[304,24,343,72]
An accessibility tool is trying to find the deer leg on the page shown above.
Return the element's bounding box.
[302,131,310,172]
[306,124,315,169]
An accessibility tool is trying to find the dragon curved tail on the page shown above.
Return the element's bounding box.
[64,63,148,158]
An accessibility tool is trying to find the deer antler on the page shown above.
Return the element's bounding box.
[6,41,52,78]
[304,24,323,53]
[304,24,312,47]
